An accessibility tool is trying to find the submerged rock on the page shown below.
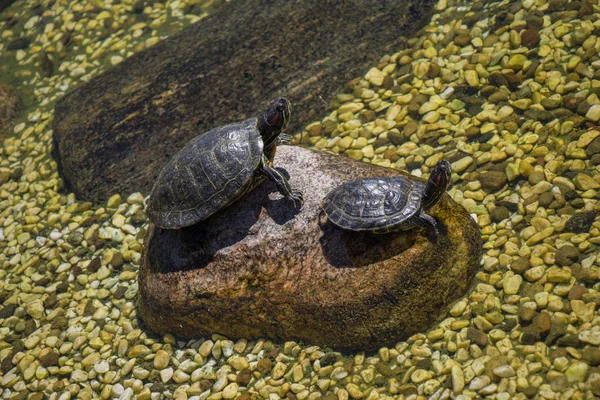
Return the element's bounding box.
[52,0,436,202]
[138,147,482,350]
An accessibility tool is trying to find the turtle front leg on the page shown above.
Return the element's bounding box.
[415,211,440,242]
[266,134,294,167]
[258,155,303,208]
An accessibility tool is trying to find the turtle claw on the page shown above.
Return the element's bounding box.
[277,133,294,145]
[289,189,304,208]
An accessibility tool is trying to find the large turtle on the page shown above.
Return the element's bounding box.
[146,97,303,229]
[321,160,452,239]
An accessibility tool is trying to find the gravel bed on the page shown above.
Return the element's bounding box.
[1,0,600,399]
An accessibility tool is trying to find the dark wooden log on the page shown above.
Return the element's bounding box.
[52,0,435,202]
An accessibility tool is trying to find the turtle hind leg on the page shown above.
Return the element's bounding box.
[258,155,303,208]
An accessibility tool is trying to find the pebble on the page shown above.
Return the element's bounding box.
[503,274,522,295]
[579,330,600,346]
[365,68,385,86]
[411,369,432,383]
[505,54,527,70]
[272,362,288,379]
[95,360,110,374]
[451,157,473,173]
[547,267,572,283]
[586,104,600,121]
[565,211,596,233]
[222,383,239,399]
[228,356,249,371]
[573,173,600,190]
[464,70,479,86]
[154,350,170,369]
[160,367,174,383]
[493,365,515,378]
[451,366,464,393]
[172,370,190,383]
[566,361,589,382]
[71,369,89,382]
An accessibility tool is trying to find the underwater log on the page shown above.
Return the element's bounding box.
[52,0,436,202]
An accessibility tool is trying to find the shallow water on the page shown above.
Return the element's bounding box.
[1,0,600,399]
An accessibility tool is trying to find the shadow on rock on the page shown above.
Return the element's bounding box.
[262,167,302,226]
[318,216,416,268]
[147,172,301,273]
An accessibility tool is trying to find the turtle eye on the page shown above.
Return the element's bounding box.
[276,104,284,112]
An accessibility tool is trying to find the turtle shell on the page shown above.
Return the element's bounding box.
[146,118,263,229]
[321,176,425,232]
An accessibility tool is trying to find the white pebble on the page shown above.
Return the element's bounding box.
[440,86,455,99]
[49,231,63,241]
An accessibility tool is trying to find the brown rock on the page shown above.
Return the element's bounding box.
[490,206,510,223]
[454,33,472,47]
[466,328,488,347]
[546,317,568,345]
[568,285,589,301]
[528,171,546,185]
[556,333,579,347]
[138,147,482,351]
[52,0,437,202]
[1,352,14,374]
[583,347,600,367]
[40,351,59,367]
[256,359,273,375]
[564,211,597,233]
[521,29,541,48]
[586,137,600,156]
[526,16,544,30]
[388,129,405,145]
[532,312,552,337]
[518,305,537,323]
[479,171,507,191]
[489,73,509,88]
[510,256,531,274]
[538,192,554,207]
[236,368,252,385]
[555,245,579,266]
[520,330,540,345]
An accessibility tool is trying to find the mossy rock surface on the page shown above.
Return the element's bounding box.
[138,147,482,351]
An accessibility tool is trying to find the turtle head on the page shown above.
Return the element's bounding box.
[259,97,292,142]
[421,160,451,210]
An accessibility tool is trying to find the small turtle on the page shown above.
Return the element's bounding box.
[146,97,303,229]
[321,160,451,239]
